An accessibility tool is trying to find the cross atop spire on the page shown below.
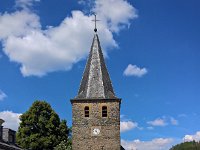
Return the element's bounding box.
[92,14,100,32]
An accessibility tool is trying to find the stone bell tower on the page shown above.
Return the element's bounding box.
[71,22,121,150]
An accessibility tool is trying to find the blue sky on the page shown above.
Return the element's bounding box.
[0,0,200,149]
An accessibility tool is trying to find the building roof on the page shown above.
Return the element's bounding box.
[75,34,117,99]
[0,141,22,150]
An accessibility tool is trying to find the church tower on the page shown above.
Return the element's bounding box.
[71,25,121,150]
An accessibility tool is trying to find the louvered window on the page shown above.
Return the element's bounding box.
[102,106,107,117]
[84,106,89,117]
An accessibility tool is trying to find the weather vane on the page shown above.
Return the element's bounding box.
[92,14,100,32]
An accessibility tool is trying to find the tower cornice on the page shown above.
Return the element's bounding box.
[70,98,121,104]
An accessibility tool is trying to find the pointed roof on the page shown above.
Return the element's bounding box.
[75,34,117,99]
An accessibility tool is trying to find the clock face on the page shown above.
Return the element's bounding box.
[93,128,100,135]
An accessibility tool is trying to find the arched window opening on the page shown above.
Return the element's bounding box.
[84,106,89,117]
[102,106,107,117]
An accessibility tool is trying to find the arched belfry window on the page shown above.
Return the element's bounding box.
[102,106,107,117]
[84,106,89,117]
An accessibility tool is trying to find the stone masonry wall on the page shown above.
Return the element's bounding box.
[3,128,16,143]
[72,99,120,150]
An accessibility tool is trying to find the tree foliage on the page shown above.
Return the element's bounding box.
[54,140,72,150]
[16,100,69,150]
[170,141,200,150]
[54,125,72,150]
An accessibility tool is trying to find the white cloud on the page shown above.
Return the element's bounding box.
[123,64,148,77]
[0,11,40,39]
[0,0,137,77]
[121,138,174,150]
[93,0,138,32]
[170,117,178,125]
[120,121,138,132]
[15,0,40,10]
[147,126,154,130]
[120,115,125,119]
[183,131,200,142]
[0,111,21,131]
[78,0,94,8]
[0,90,7,101]
[147,118,167,127]
[147,117,178,127]
[178,114,187,118]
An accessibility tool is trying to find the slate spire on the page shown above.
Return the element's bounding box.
[75,33,117,99]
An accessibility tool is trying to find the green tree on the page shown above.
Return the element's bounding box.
[16,100,69,150]
[170,141,200,150]
[54,140,72,150]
